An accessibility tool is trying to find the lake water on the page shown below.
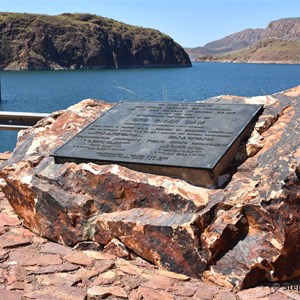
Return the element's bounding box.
[1,62,300,152]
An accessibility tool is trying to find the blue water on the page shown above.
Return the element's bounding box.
[1,62,300,151]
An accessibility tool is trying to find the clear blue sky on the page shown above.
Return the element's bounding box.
[1,0,299,47]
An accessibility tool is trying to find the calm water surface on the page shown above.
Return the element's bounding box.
[1,62,300,151]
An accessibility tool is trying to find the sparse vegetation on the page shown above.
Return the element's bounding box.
[0,12,191,70]
[197,39,300,63]
[188,18,300,64]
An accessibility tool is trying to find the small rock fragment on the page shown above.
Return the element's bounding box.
[93,270,117,285]
[236,286,271,300]
[138,287,174,300]
[0,235,31,249]
[87,286,127,299]
[73,241,103,251]
[0,213,21,227]
[93,259,115,273]
[26,262,79,275]
[103,238,131,259]
[172,285,196,297]
[155,269,190,281]
[75,268,99,280]
[41,242,72,257]
[83,250,116,260]
[20,254,62,266]
[63,251,94,267]
[141,275,174,290]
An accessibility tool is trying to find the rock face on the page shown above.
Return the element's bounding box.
[186,17,300,63]
[1,86,300,289]
[0,13,191,70]
[265,18,300,40]
[202,28,265,54]
[201,18,300,55]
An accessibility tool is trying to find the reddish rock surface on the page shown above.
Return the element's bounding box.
[1,87,300,293]
[4,187,300,299]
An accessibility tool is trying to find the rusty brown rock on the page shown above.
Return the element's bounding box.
[93,208,204,277]
[154,269,190,281]
[93,259,115,273]
[141,275,175,290]
[138,287,174,300]
[40,242,72,257]
[92,270,118,285]
[117,259,146,278]
[0,213,21,227]
[63,251,94,267]
[83,250,115,261]
[23,285,86,300]
[6,266,26,284]
[0,234,31,249]
[172,285,196,297]
[214,291,237,300]
[0,290,22,300]
[128,289,141,300]
[192,287,215,300]
[26,262,79,275]
[87,286,127,299]
[20,254,62,266]
[103,238,131,259]
[236,286,271,299]
[73,241,103,251]
[1,87,300,289]
[37,272,78,286]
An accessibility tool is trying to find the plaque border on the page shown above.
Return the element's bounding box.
[52,101,263,172]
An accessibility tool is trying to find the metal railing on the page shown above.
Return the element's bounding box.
[0,111,50,130]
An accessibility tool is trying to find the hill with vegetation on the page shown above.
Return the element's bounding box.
[0,12,191,70]
[186,18,300,63]
[199,39,300,64]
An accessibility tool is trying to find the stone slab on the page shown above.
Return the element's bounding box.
[52,102,263,186]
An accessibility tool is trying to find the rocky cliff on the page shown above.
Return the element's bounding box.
[1,86,300,289]
[264,18,300,40]
[202,28,265,55]
[186,18,300,63]
[0,12,191,70]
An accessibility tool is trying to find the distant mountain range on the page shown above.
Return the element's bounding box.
[185,18,300,63]
[0,13,191,70]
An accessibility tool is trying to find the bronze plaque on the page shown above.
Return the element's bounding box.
[52,102,263,187]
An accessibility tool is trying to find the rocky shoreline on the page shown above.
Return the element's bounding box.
[194,59,300,65]
[3,63,192,71]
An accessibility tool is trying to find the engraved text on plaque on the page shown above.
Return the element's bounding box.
[52,102,263,187]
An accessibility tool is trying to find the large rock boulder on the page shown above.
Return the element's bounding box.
[1,86,300,289]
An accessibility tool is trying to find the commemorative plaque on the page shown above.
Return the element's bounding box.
[52,102,263,187]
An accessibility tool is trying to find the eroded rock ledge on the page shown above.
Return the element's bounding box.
[1,86,300,289]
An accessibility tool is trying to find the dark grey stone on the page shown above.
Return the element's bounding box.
[52,102,263,187]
